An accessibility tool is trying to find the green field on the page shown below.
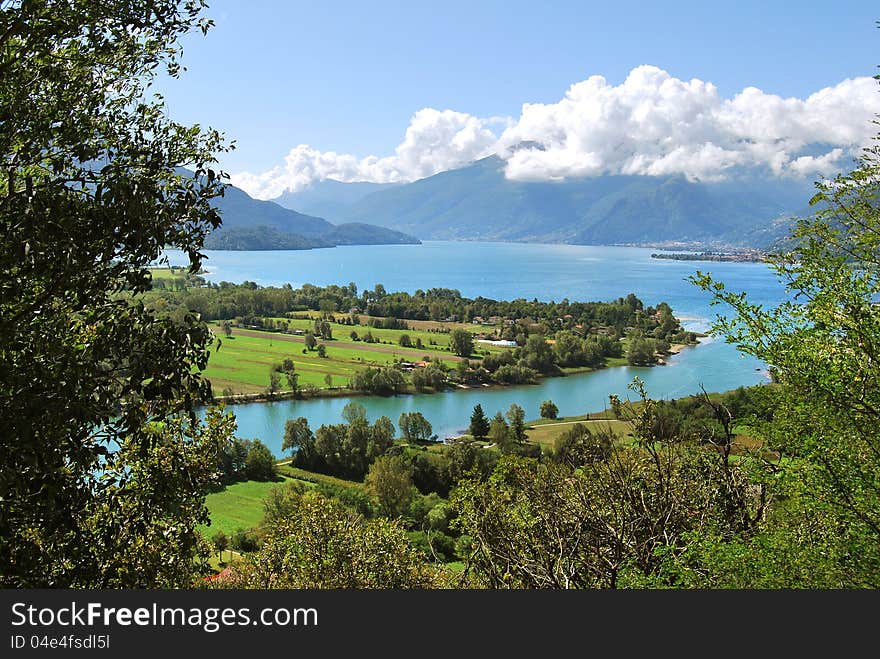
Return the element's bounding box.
[525,416,633,448]
[204,320,502,395]
[201,467,365,539]
[200,478,293,537]
[147,265,191,280]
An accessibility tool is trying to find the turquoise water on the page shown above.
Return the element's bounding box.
[164,241,785,456]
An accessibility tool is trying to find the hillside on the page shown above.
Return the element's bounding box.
[287,156,814,248]
[205,180,419,250]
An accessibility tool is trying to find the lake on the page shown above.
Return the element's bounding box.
[164,241,786,456]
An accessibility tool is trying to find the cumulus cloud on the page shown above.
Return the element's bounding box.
[232,66,880,199]
[499,66,879,182]
[231,108,499,199]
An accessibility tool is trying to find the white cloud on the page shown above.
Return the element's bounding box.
[499,65,879,182]
[232,66,880,199]
[231,108,499,199]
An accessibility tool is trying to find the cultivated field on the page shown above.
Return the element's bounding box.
[204,319,506,395]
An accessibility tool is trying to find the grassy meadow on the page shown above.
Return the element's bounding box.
[204,318,507,395]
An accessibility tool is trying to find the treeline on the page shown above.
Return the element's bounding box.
[144,278,691,339]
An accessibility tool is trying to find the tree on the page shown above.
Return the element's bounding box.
[398,333,412,347]
[552,423,613,469]
[693,107,880,584]
[213,491,439,589]
[450,329,474,357]
[230,528,259,554]
[282,417,313,457]
[0,1,234,587]
[221,320,233,337]
[262,480,308,526]
[519,335,556,373]
[540,400,559,420]
[365,455,415,519]
[469,404,490,440]
[267,368,281,394]
[489,412,511,448]
[506,403,526,442]
[626,337,657,366]
[316,344,327,358]
[452,384,766,589]
[245,440,277,481]
[280,358,298,392]
[304,332,317,350]
[212,531,229,563]
[399,411,434,442]
[324,373,333,388]
[342,401,368,424]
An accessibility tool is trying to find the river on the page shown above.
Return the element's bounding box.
[163,241,785,456]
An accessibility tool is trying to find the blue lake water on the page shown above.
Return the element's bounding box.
[164,241,787,456]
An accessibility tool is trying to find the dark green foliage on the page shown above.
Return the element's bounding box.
[291,413,395,480]
[450,329,474,357]
[482,350,516,372]
[518,335,558,374]
[315,482,376,518]
[282,417,313,457]
[350,365,406,395]
[262,481,308,526]
[492,363,538,384]
[506,404,527,443]
[553,331,604,368]
[410,363,448,391]
[626,337,658,366]
[244,440,278,481]
[410,452,453,498]
[552,423,614,468]
[488,412,511,449]
[540,400,559,419]
[407,531,457,563]
[398,411,435,442]
[469,404,490,440]
[365,454,415,518]
[0,0,240,587]
[215,491,440,589]
[691,113,880,586]
[212,531,229,560]
[203,225,329,250]
[230,527,260,553]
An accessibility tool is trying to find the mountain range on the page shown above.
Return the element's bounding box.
[273,155,818,249]
[204,181,419,250]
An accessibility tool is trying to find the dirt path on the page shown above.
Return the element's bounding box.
[214,327,468,362]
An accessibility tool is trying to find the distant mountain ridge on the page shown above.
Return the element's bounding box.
[273,179,397,219]
[204,179,419,250]
[271,156,817,249]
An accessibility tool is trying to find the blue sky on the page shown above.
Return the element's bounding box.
[156,1,880,196]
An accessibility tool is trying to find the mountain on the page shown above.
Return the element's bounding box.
[304,155,815,248]
[273,179,397,219]
[204,181,419,250]
[204,225,331,250]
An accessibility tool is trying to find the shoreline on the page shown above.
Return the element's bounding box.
[203,339,701,408]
